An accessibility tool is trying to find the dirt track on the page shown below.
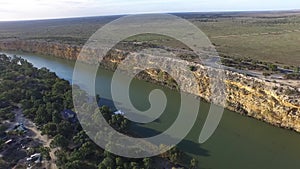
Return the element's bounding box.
[14,107,57,169]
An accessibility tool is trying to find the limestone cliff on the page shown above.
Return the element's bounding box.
[0,39,80,60]
[0,39,299,132]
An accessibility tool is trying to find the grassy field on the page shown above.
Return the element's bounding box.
[191,12,300,66]
[0,11,299,66]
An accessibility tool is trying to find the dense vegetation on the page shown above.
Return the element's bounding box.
[0,54,195,169]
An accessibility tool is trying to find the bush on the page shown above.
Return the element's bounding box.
[268,64,278,71]
[262,72,271,76]
[189,65,197,72]
[284,73,300,80]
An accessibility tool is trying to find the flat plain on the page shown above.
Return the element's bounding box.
[0,10,300,66]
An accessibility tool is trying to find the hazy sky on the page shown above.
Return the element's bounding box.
[0,0,299,21]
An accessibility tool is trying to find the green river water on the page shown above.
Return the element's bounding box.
[4,52,300,169]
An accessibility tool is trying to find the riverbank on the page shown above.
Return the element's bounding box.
[0,39,299,133]
[3,51,300,169]
[0,54,177,169]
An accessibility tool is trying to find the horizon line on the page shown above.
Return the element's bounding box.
[0,8,299,22]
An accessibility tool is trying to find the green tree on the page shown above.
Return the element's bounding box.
[54,150,69,167]
[294,67,300,73]
[51,134,69,149]
[39,146,51,160]
[98,163,106,169]
[73,130,89,145]
[42,123,57,136]
[101,157,115,168]
[130,162,139,168]
[57,121,73,138]
[52,110,62,123]
[78,141,95,158]
[65,160,93,169]
[69,151,83,161]
[143,157,152,169]
[190,158,198,169]
[96,94,100,104]
[268,64,278,71]
[53,80,69,94]
[168,147,182,165]
[116,157,124,167]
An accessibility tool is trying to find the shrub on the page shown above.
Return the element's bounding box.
[263,72,271,76]
[189,65,197,72]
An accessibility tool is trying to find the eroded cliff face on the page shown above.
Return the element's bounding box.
[0,39,80,60]
[1,39,299,132]
[139,59,300,132]
[224,73,300,131]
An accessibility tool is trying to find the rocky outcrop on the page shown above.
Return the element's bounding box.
[0,39,299,132]
[0,39,80,60]
[224,72,300,131]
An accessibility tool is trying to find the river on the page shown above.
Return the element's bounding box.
[3,52,300,169]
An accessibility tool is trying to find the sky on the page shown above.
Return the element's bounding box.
[0,0,299,21]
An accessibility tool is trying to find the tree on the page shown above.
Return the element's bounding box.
[98,163,106,169]
[54,150,69,167]
[65,160,92,169]
[78,141,95,158]
[96,94,100,104]
[130,162,139,168]
[103,150,112,158]
[169,152,180,164]
[268,64,278,71]
[101,157,115,168]
[168,147,182,165]
[190,158,198,169]
[52,110,62,123]
[42,123,57,136]
[143,157,152,169]
[100,106,111,120]
[123,162,131,169]
[69,151,84,161]
[34,105,52,125]
[51,134,69,149]
[120,119,129,131]
[39,146,51,160]
[294,67,300,73]
[64,90,74,109]
[115,157,123,167]
[53,80,69,94]
[73,130,89,145]
[57,121,73,138]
